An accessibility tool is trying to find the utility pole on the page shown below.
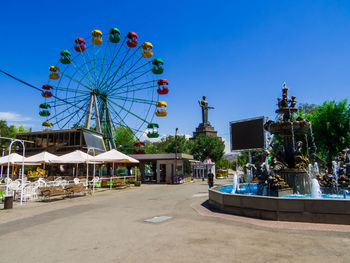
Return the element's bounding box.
[174,128,178,184]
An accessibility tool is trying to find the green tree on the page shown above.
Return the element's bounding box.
[298,103,317,115]
[144,142,161,154]
[190,134,225,162]
[144,135,192,154]
[114,126,136,154]
[309,100,350,165]
[0,120,30,152]
[164,135,191,154]
[216,158,232,169]
[236,152,249,167]
[0,121,29,138]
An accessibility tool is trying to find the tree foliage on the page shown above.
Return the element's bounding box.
[114,126,136,154]
[0,120,30,152]
[308,100,350,164]
[190,134,225,162]
[216,158,232,169]
[0,120,30,138]
[298,103,317,115]
[144,135,191,154]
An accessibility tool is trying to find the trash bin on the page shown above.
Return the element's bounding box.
[4,196,13,209]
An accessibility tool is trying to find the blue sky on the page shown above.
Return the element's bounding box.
[0,0,349,152]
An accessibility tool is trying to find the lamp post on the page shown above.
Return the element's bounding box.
[0,137,33,206]
[174,128,178,184]
[86,146,97,193]
[0,144,5,178]
[6,139,25,205]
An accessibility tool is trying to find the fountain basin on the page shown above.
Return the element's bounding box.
[209,185,350,225]
[265,120,310,136]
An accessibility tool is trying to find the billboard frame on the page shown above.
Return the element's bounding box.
[229,116,268,152]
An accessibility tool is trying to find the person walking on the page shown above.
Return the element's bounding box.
[208,169,214,188]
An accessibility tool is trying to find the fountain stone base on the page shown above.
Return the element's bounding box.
[279,169,310,195]
[268,188,293,197]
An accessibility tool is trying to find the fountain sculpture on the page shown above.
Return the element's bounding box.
[264,82,312,194]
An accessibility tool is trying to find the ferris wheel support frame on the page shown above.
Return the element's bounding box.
[85,92,102,133]
[100,96,116,150]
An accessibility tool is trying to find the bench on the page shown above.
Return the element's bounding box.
[65,184,91,196]
[40,186,66,200]
[113,179,128,187]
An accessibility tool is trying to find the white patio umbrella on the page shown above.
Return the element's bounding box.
[94,149,139,178]
[55,150,100,185]
[0,153,30,165]
[25,151,61,163]
[24,151,61,169]
[94,149,139,163]
[55,150,97,164]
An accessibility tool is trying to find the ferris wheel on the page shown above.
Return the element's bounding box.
[39,28,169,149]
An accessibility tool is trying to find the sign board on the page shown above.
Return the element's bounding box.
[230,116,266,151]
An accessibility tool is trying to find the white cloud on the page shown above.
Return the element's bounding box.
[0,112,32,122]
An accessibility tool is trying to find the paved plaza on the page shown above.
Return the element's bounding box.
[1,180,350,263]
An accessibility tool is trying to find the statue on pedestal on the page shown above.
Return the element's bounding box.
[198,96,214,125]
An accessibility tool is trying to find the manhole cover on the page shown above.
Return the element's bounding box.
[144,216,172,223]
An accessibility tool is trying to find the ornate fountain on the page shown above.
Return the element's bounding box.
[264,82,312,194]
[209,83,350,224]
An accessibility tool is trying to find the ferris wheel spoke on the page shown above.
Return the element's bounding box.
[46,93,90,106]
[98,37,127,89]
[77,47,96,87]
[108,80,156,95]
[102,45,143,90]
[108,69,152,96]
[109,63,152,89]
[113,84,157,96]
[108,95,157,105]
[56,107,84,128]
[85,45,99,85]
[47,96,90,121]
[59,70,92,90]
[106,102,138,137]
[96,37,111,86]
[107,98,150,124]
[51,85,91,95]
[74,105,90,128]
[105,56,145,92]
[105,49,144,90]
[100,47,131,89]
[68,57,95,88]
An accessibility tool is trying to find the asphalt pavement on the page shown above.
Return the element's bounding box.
[0,178,350,263]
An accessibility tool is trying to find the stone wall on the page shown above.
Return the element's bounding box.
[209,187,350,225]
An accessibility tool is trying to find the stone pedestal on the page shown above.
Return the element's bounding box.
[192,123,220,140]
[279,169,311,195]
